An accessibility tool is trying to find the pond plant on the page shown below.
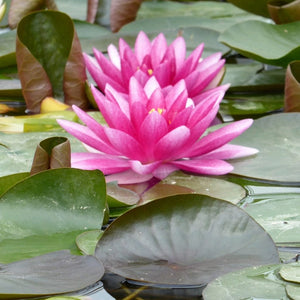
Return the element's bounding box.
[0,0,299,299]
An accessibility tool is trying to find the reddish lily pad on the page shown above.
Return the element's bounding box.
[285,60,300,112]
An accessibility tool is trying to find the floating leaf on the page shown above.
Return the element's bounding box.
[280,264,300,283]
[203,263,299,300]
[96,194,279,286]
[219,20,300,67]
[0,172,29,196]
[16,10,89,113]
[30,136,71,175]
[286,284,300,300]
[0,250,104,299]
[230,113,300,184]
[285,60,300,112]
[0,168,106,263]
[157,171,246,204]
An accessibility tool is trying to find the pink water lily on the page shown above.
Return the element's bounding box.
[84,31,225,103]
[57,77,258,184]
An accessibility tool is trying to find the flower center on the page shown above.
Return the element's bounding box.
[148,69,153,76]
[149,108,164,115]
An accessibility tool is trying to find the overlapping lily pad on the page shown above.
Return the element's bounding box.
[219,20,300,66]
[96,194,279,286]
[203,263,300,300]
[0,250,104,299]
[229,113,300,183]
[0,168,106,263]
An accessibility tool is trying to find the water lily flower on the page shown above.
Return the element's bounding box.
[57,77,258,184]
[84,31,225,103]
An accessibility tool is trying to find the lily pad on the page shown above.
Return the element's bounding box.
[203,263,299,300]
[229,113,300,184]
[280,264,300,283]
[0,168,106,263]
[96,194,279,286]
[219,20,300,67]
[158,171,246,204]
[0,172,29,196]
[286,284,300,300]
[0,250,104,299]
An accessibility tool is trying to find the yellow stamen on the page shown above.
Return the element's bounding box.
[149,108,164,115]
[148,69,153,75]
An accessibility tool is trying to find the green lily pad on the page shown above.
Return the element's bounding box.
[158,171,246,204]
[0,131,85,177]
[230,113,300,184]
[96,194,279,286]
[0,172,29,196]
[0,168,106,263]
[76,230,103,256]
[286,284,300,300]
[242,192,300,243]
[219,20,300,67]
[0,250,104,299]
[203,263,299,300]
[280,264,300,283]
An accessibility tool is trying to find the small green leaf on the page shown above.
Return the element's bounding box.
[76,230,103,256]
[280,264,300,283]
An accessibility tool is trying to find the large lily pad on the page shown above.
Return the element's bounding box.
[229,113,300,184]
[219,20,300,67]
[96,194,279,286]
[0,250,104,299]
[0,168,106,263]
[203,263,300,300]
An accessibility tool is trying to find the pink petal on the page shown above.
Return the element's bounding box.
[139,111,169,160]
[57,119,120,155]
[105,170,153,184]
[192,84,230,105]
[153,59,175,88]
[174,43,204,82]
[107,44,121,70]
[187,119,254,157]
[130,160,161,175]
[104,127,144,160]
[130,101,148,131]
[171,158,234,175]
[84,53,126,93]
[135,31,151,65]
[147,88,166,111]
[129,77,148,106]
[93,48,123,85]
[154,126,191,161]
[152,163,179,180]
[120,58,135,89]
[144,76,161,98]
[151,33,168,68]
[200,144,259,160]
[167,36,186,72]
[71,152,130,174]
[72,105,110,144]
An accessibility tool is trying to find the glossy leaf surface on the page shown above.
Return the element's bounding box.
[0,250,104,298]
[219,20,300,66]
[0,168,106,263]
[96,194,279,286]
[230,113,300,183]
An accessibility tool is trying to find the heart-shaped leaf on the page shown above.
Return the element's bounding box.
[0,172,29,196]
[96,194,279,286]
[0,168,106,263]
[230,113,300,184]
[16,10,89,113]
[285,60,300,112]
[0,250,104,298]
[219,20,300,67]
[30,136,71,175]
